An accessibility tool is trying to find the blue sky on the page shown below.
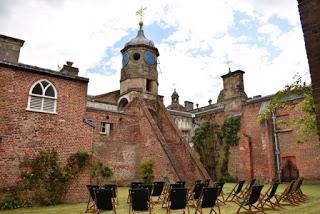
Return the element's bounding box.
[0,0,309,106]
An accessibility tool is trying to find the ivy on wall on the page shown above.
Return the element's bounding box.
[191,115,241,181]
[258,77,317,141]
[221,116,241,180]
[0,148,113,210]
[192,121,222,180]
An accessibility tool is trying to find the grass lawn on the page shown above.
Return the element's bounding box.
[1,183,320,213]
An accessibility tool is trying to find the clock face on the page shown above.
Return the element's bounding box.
[144,51,157,65]
[122,52,129,66]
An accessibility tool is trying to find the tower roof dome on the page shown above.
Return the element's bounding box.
[125,28,155,48]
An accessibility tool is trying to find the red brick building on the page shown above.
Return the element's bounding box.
[1,15,320,202]
[0,25,208,202]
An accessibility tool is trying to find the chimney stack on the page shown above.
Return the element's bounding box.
[0,34,24,63]
[60,61,79,76]
[184,101,194,111]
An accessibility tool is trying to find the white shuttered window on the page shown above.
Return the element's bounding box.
[27,80,57,113]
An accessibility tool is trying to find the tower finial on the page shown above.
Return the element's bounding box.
[136,6,147,29]
[226,60,232,73]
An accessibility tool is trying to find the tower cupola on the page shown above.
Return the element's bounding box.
[118,18,160,108]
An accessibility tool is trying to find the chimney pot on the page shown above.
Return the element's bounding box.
[66,61,73,66]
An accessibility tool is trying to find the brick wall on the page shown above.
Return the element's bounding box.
[298,0,320,138]
[0,66,92,202]
[225,99,320,182]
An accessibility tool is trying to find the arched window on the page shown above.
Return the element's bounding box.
[27,80,57,113]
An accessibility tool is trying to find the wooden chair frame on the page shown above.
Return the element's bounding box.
[234,185,265,214]
[195,187,220,214]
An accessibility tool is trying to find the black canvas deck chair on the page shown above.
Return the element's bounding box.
[167,187,189,214]
[195,187,220,214]
[224,180,245,202]
[296,177,307,199]
[189,183,205,206]
[239,179,256,199]
[83,184,99,213]
[274,180,297,206]
[141,184,154,198]
[291,178,307,202]
[94,188,116,214]
[127,182,143,203]
[235,185,265,214]
[162,183,186,208]
[204,179,211,187]
[151,181,165,203]
[214,182,225,204]
[257,182,281,210]
[104,184,118,205]
[176,181,186,187]
[129,188,152,214]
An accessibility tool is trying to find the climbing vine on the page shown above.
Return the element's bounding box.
[0,148,112,210]
[221,116,241,180]
[192,115,240,181]
[258,77,317,141]
[192,121,223,180]
[91,160,113,186]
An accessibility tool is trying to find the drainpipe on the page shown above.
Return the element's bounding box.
[272,111,281,182]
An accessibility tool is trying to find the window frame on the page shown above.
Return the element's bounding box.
[26,79,58,114]
[100,122,111,135]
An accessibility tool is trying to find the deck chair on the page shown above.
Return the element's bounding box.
[141,184,154,198]
[204,179,211,187]
[238,179,256,199]
[167,188,189,214]
[274,180,297,206]
[224,180,245,202]
[189,183,205,206]
[83,184,99,213]
[176,181,186,187]
[214,182,225,204]
[162,184,186,208]
[195,187,220,214]
[94,188,116,214]
[104,184,118,205]
[291,178,307,202]
[235,185,265,214]
[129,188,152,214]
[195,180,202,184]
[127,182,143,203]
[296,177,307,199]
[151,181,165,203]
[257,182,281,210]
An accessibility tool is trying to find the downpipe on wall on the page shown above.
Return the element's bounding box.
[272,111,282,182]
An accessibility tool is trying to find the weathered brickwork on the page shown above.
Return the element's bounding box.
[298,0,320,137]
[0,64,92,202]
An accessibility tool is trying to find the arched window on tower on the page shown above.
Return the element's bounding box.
[27,79,57,113]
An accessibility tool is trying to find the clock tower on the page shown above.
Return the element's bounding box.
[118,21,160,109]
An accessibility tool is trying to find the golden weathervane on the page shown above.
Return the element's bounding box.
[136,6,147,28]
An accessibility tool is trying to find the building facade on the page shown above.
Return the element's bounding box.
[1,15,320,202]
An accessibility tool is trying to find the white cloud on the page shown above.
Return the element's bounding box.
[0,0,309,107]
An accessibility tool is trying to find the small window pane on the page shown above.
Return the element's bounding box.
[100,122,111,135]
[32,84,43,95]
[29,96,42,110]
[45,86,55,97]
[41,81,49,88]
[43,98,55,112]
